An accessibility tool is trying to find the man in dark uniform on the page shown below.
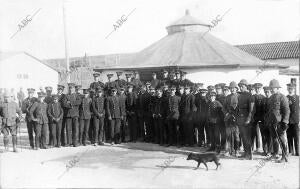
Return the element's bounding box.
[118,85,127,142]
[0,92,23,152]
[223,85,231,97]
[215,83,226,150]
[194,88,208,147]
[30,92,48,150]
[126,84,138,142]
[224,82,240,156]
[44,86,53,104]
[173,70,181,89]
[166,86,181,146]
[90,72,105,91]
[92,87,106,145]
[180,71,193,87]
[47,94,64,147]
[78,89,92,146]
[267,79,290,163]
[286,83,299,156]
[147,86,156,142]
[105,74,117,96]
[252,83,264,152]
[137,85,150,141]
[152,87,167,145]
[150,72,160,89]
[237,79,255,160]
[57,84,67,146]
[180,85,196,146]
[106,87,123,144]
[21,88,37,149]
[262,86,272,156]
[125,73,133,85]
[63,83,82,147]
[115,72,126,92]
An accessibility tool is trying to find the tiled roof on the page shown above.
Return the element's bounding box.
[235,41,299,60]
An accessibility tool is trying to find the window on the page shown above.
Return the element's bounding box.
[16,73,29,79]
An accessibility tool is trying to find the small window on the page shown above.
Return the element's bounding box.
[23,74,29,79]
[17,74,22,79]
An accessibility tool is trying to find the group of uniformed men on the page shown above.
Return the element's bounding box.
[0,69,299,163]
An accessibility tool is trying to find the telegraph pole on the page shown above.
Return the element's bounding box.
[63,1,70,83]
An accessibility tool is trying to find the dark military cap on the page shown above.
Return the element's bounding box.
[119,85,125,91]
[223,86,229,91]
[287,83,296,89]
[254,83,263,89]
[161,69,168,73]
[52,94,59,99]
[111,87,117,92]
[215,84,222,89]
[207,85,215,90]
[199,89,208,93]
[37,92,46,97]
[96,86,103,92]
[263,86,271,91]
[93,72,101,77]
[125,73,132,78]
[145,82,151,86]
[82,89,89,94]
[68,83,76,88]
[57,85,65,90]
[45,86,53,91]
[209,91,217,96]
[107,74,114,78]
[75,85,82,90]
[27,88,35,93]
[174,69,181,75]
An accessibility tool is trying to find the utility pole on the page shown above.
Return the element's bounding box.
[63,1,70,83]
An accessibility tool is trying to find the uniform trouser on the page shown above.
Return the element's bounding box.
[145,116,153,142]
[159,119,167,145]
[269,123,288,157]
[66,117,78,146]
[79,118,90,144]
[128,114,138,141]
[225,124,240,153]
[153,117,163,144]
[219,120,226,150]
[137,115,145,140]
[121,116,127,142]
[287,123,299,156]
[251,121,261,150]
[33,123,48,148]
[183,115,194,146]
[195,118,206,145]
[92,117,104,143]
[50,120,62,147]
[26,120,35,148]
[204,122,211,145]
[260,124,271,154]
[209,122,221,149]
[237,117,252,156]
[61,117,67,146]
[2,125,17,146]
[109,118,121,143]
[48,122,52,146]
[167,119,178,145]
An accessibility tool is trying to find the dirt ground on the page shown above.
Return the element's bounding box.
[0,124,299,188]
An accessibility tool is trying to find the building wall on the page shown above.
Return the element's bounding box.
[0,53,58,96]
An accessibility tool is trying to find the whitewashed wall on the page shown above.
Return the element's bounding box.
[0,53,58,97]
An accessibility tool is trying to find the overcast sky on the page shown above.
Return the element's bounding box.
[0,0,299,59]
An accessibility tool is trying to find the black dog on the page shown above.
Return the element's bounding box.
[186,152,221,171]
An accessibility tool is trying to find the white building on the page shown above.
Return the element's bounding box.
[0,51,59,96]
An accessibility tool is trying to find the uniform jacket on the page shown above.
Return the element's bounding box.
[151,79,160,89]
[263,97,271,126]
[267,93,290,124]
[137,92,151,115]
[118,93,127,116]
[224,93,239,116]
[0,101,22,126]
[153,96,167,118]
[90,81,105,90]
[115,79,126,90]
[21,97,37,122]
[92,95,106,118]
[79,97,92,120]
[106,95,122,119]
[167,95,181,120]
[287,94,299,124]
[47,102,64,123]
[254,94,265,122]
[30,101,48,124]
[194,93,208,118]
[131,78,143,90]
[216,94,226,105]
[126,92,138,115]
[44,95,53,104]
[63,93,82,118]
[237,92,255,119]
[179,93,196,116]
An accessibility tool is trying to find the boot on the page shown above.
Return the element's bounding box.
[12,136,18,152]
[3,137,9,152]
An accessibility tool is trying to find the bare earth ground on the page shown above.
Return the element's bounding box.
[0,123,299,188]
